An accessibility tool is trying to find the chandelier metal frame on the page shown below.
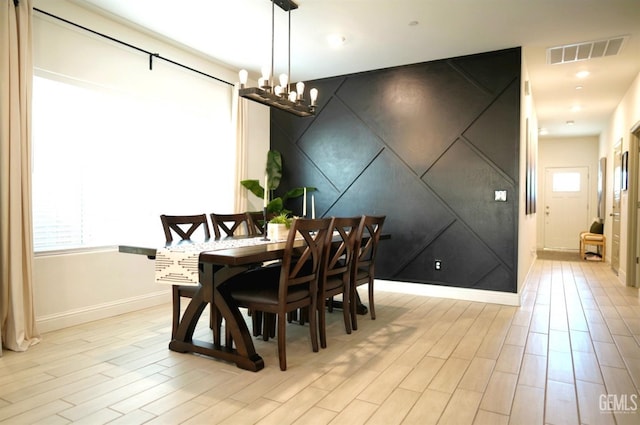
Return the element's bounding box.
[238,0,317,117]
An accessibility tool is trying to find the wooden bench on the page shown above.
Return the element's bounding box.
[579,232,605,262]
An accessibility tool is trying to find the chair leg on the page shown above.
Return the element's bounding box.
[277,312,287,371]
[350,286,359,331]
[319,298,327,349]
[342,287,352,335]
[368,278,376,320]
[211,305,222,347]
[263,313,276,341]
[309,301,319,353]
[252,310,263,337]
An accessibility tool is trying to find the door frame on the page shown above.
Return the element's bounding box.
[612,141,622,274]
[626,121,640,287]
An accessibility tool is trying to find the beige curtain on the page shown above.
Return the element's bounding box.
[233,83,249,214]
[0,0,40,354]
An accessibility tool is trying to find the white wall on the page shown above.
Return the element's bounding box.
[536,136,600,250]
[599,71,640,285]
[517,51,538,295]
[32,0,269,332]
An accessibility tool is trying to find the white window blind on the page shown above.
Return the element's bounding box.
[32,63,236,251]
[32,73,234,251]
[32,14,236,252]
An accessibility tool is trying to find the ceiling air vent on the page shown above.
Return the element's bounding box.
[547,36,628,65]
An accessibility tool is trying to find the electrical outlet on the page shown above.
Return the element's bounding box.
[435,260,442,270]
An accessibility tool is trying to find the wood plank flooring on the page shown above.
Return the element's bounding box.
[1,258,639,424]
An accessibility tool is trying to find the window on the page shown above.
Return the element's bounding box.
[552,172,581,192]
[32,73,234,251]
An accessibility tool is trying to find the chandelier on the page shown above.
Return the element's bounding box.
[238,0,318,117]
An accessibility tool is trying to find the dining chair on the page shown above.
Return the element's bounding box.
[160,214,213,339]
[350,215,386,331]
[210,213,252,238]
[317,216,362,348]
[223,217,334,370]
[210,211,269,341]
[161,213,211,242]
[247,211,276,235]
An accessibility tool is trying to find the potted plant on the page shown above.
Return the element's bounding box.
[267,213,293,241]
[241,150,316,216]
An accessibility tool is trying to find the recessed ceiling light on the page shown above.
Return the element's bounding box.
[576,70,590,79]
[570,105,582,112]
[409,20,419,26]
[566,120,575,125]
[539,128,549,136]
[327,34,346,48]
[575,85,584,90]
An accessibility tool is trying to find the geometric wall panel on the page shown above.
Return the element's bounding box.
[297,96,383,192]
[398,221,502,288]
[424,138,516,268]
[325,149,456,276]
[272,47,521,293]
[463,81,521,180]
[337,61,494,176]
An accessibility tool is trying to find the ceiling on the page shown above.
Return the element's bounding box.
[71,0,640,139]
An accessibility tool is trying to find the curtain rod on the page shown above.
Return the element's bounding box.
[33,7,234,87]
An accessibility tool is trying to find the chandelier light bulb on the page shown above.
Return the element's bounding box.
[296,81,305,98]
[261,65,271,80]
[309,88,318,105]
[279,74,289,92]
[274,85,282,96]
[238,69,248,87]
[288,91,297,102]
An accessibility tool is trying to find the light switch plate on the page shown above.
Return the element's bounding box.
[495,190,507,201]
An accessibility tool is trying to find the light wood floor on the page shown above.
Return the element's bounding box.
[1,258,639,424]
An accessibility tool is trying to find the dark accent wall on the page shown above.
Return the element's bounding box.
[272,47,521,293]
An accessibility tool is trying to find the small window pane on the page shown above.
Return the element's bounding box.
[553,172,580,192]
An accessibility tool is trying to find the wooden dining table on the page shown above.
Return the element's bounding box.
[120,236,295,372]
[119,231,387,371]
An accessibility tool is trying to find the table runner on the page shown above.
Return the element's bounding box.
[155,237,274,286]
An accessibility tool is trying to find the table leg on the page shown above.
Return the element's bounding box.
[169,263,264,372]
[327,292,368,315]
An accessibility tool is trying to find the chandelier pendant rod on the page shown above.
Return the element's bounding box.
[270,0,275,90]
[287,6,291,95]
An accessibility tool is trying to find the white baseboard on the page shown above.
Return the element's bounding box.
[618,268,627,286]
[36,290,170,333]
[375,280,521,306]
[37,281,523,334]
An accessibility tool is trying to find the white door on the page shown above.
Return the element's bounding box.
[611,143,622,273]
[544,167,589,250]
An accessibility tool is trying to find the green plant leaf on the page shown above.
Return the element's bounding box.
[267,197,283,214]
[269,212,293,228]
[266,150,282,190]
[240,151,315,217]
[240,179,264,199]
[282,186,317,202]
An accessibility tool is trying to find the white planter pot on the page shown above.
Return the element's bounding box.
[267,223,290,242]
